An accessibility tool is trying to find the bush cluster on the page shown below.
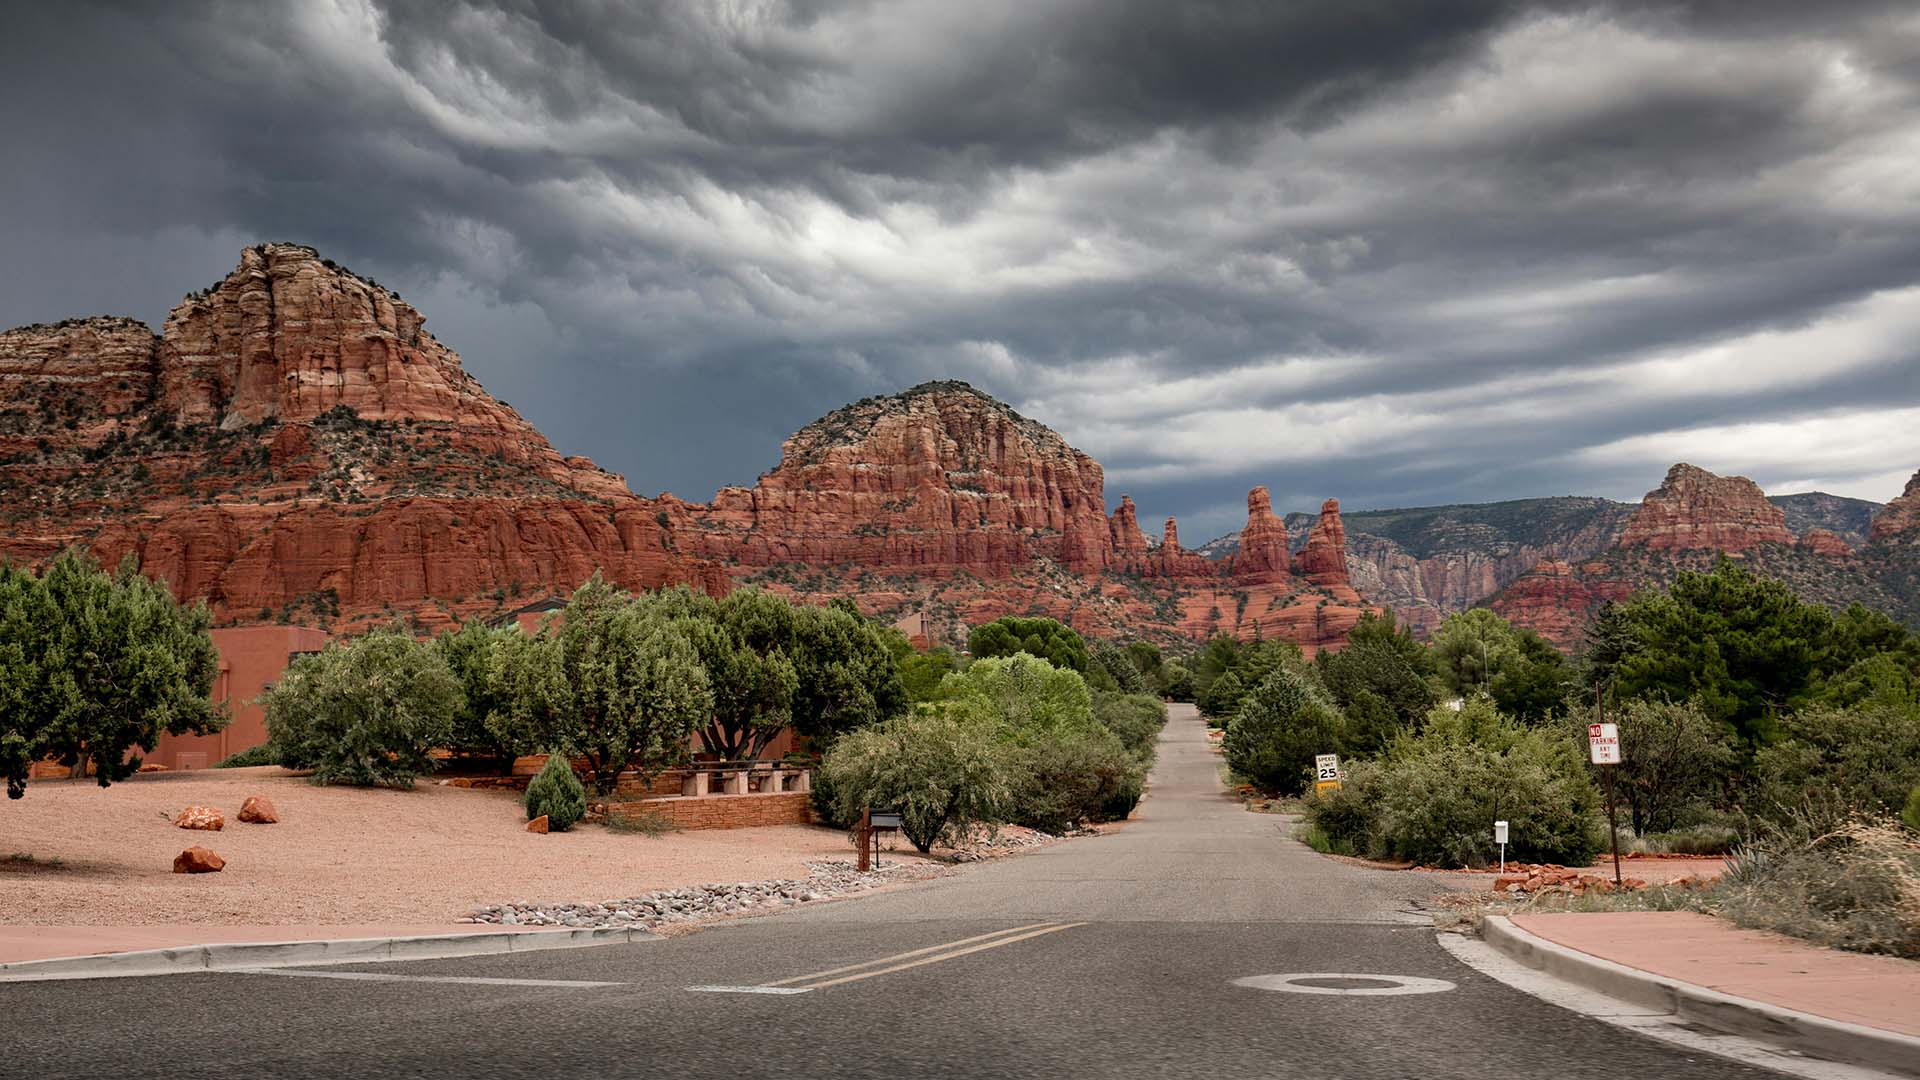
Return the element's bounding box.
[523,750,588,831]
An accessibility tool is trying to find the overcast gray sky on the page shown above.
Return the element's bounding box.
[4,1,1918,540]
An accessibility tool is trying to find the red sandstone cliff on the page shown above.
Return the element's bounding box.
[1869,470,1920,543]
[0,245,722,629]
[0,246,1373,649]
[1620,463,1794,551]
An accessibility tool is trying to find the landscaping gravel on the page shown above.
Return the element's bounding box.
[464,860,936,930]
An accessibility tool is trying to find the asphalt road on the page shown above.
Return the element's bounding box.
[0,706,1777,1079]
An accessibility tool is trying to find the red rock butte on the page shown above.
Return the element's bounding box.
[0,244,1371,650]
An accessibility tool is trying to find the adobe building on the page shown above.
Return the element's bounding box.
[149,625,329,770]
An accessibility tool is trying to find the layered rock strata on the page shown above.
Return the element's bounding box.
[1619,463,1794,551]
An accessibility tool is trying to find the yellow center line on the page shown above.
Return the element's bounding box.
[795,922,1088,990]
[760,923,1059,987]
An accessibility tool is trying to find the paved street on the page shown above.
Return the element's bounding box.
[0,706,1779,1079]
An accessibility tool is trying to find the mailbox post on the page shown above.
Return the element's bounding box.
[858,806,902,871]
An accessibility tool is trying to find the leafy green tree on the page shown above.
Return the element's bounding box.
[1431,608,1521,698]
[1751,700,1920,824]
[1606,698,1738,834]
[934,652,1094,734]
[1092,692,1167,759]
[1159,661,1196,702]
[523,750,588,831]
[1198,669,1244,725]
[436,620,527,773]
[263,626,460,788]
[892,638,961,703]
[509,575,713,794]
[968,616,1091,675]
[1125,641,1164,685]
[1489,628,1573,722]
[1223,667,1346,795]
[788,601,906,746]
[31,551,223,787]
[1344,610,1431,675]
[648,587,800,761]
[0,563,53,799]
[818,709,1012,853]
[1608,562,1835,746]
[1317,640,1435,756]
[1192,634,1243,694]
[1092,643,1148,694]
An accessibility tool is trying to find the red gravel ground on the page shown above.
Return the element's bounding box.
[1,767,912,926]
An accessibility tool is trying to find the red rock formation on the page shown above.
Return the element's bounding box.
[672,381,1114,574]
[1229,487,1295,583]
[1293,498,1348,585]
[1108,496,1151,562]
[0,246,725,630]
[1869,470,1920,543]
[1620,463,1794,551]
[0,246,1370,651]
[1797,529,1852,558]
[1489,560,1636,650]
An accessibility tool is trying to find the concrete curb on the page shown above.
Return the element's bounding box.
[1482,916,1920,1077]
[0,926,659,983]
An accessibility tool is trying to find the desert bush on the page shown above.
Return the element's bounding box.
[1716,817,1920,958]
[1092,644,1148,694]
[436,619,529,774]
[817,709,1012,853]
[1608,698,1738,834]
[603,803,678,835]
[1906,787,1920,833]
[1223,667,1345,795]
[1631,823,1742,856]
[1010,723,1141,833]
[1093,692,1167,760]
[967,616,1090,675]
[262,627,460,788]
[1750,701,1920,825]
[212,744,275,769]
[523,751,588,831]
[1303,700,1601,867]
[1159,661,1195,702]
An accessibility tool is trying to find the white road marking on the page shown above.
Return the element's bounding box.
[1436,932,1906,1080]
[686,985,814,995]
[1231,972,1457,996]
[798,922,1087,990]
[225,968,621,989]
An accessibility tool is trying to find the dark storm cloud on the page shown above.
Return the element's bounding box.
[3,0,1918,541]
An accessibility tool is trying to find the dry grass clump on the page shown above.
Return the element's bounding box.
[1715,817,1920,959]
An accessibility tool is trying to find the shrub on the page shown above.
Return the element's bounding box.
[1010,723,1141,833]
[818,709,1011,853]
[967,616,1091,675]
[1223,668,1345,795]
[1906,787,1920,833]
[1750,702,1920,825]
[262,627,460,788]
[1304,700,1602,867]
[1716,817,1920,958]
[1608,698,1738,834]
[1092,692,1166,760]
[212,744,276,769]
[523,751,587,831]
[1632,823,1741,856]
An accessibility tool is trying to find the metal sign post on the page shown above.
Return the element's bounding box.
[1493,820,1508,874]
[1589,691,1624,887]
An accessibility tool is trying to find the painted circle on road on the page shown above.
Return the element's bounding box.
[1231,972,1457,996]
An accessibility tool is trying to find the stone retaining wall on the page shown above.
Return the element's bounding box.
[600,792,814,831]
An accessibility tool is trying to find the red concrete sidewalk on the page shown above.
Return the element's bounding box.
[1512,911,1920,1037]
[0,925,504,966]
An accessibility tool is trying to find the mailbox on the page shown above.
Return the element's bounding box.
[858,806,902,871]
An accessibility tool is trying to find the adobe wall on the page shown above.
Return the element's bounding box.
[150,624,330,770]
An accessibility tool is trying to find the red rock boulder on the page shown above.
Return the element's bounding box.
[173,806,225,831]
[237,795,278,824]
[173,846,225,874]
[526,815,550,834]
